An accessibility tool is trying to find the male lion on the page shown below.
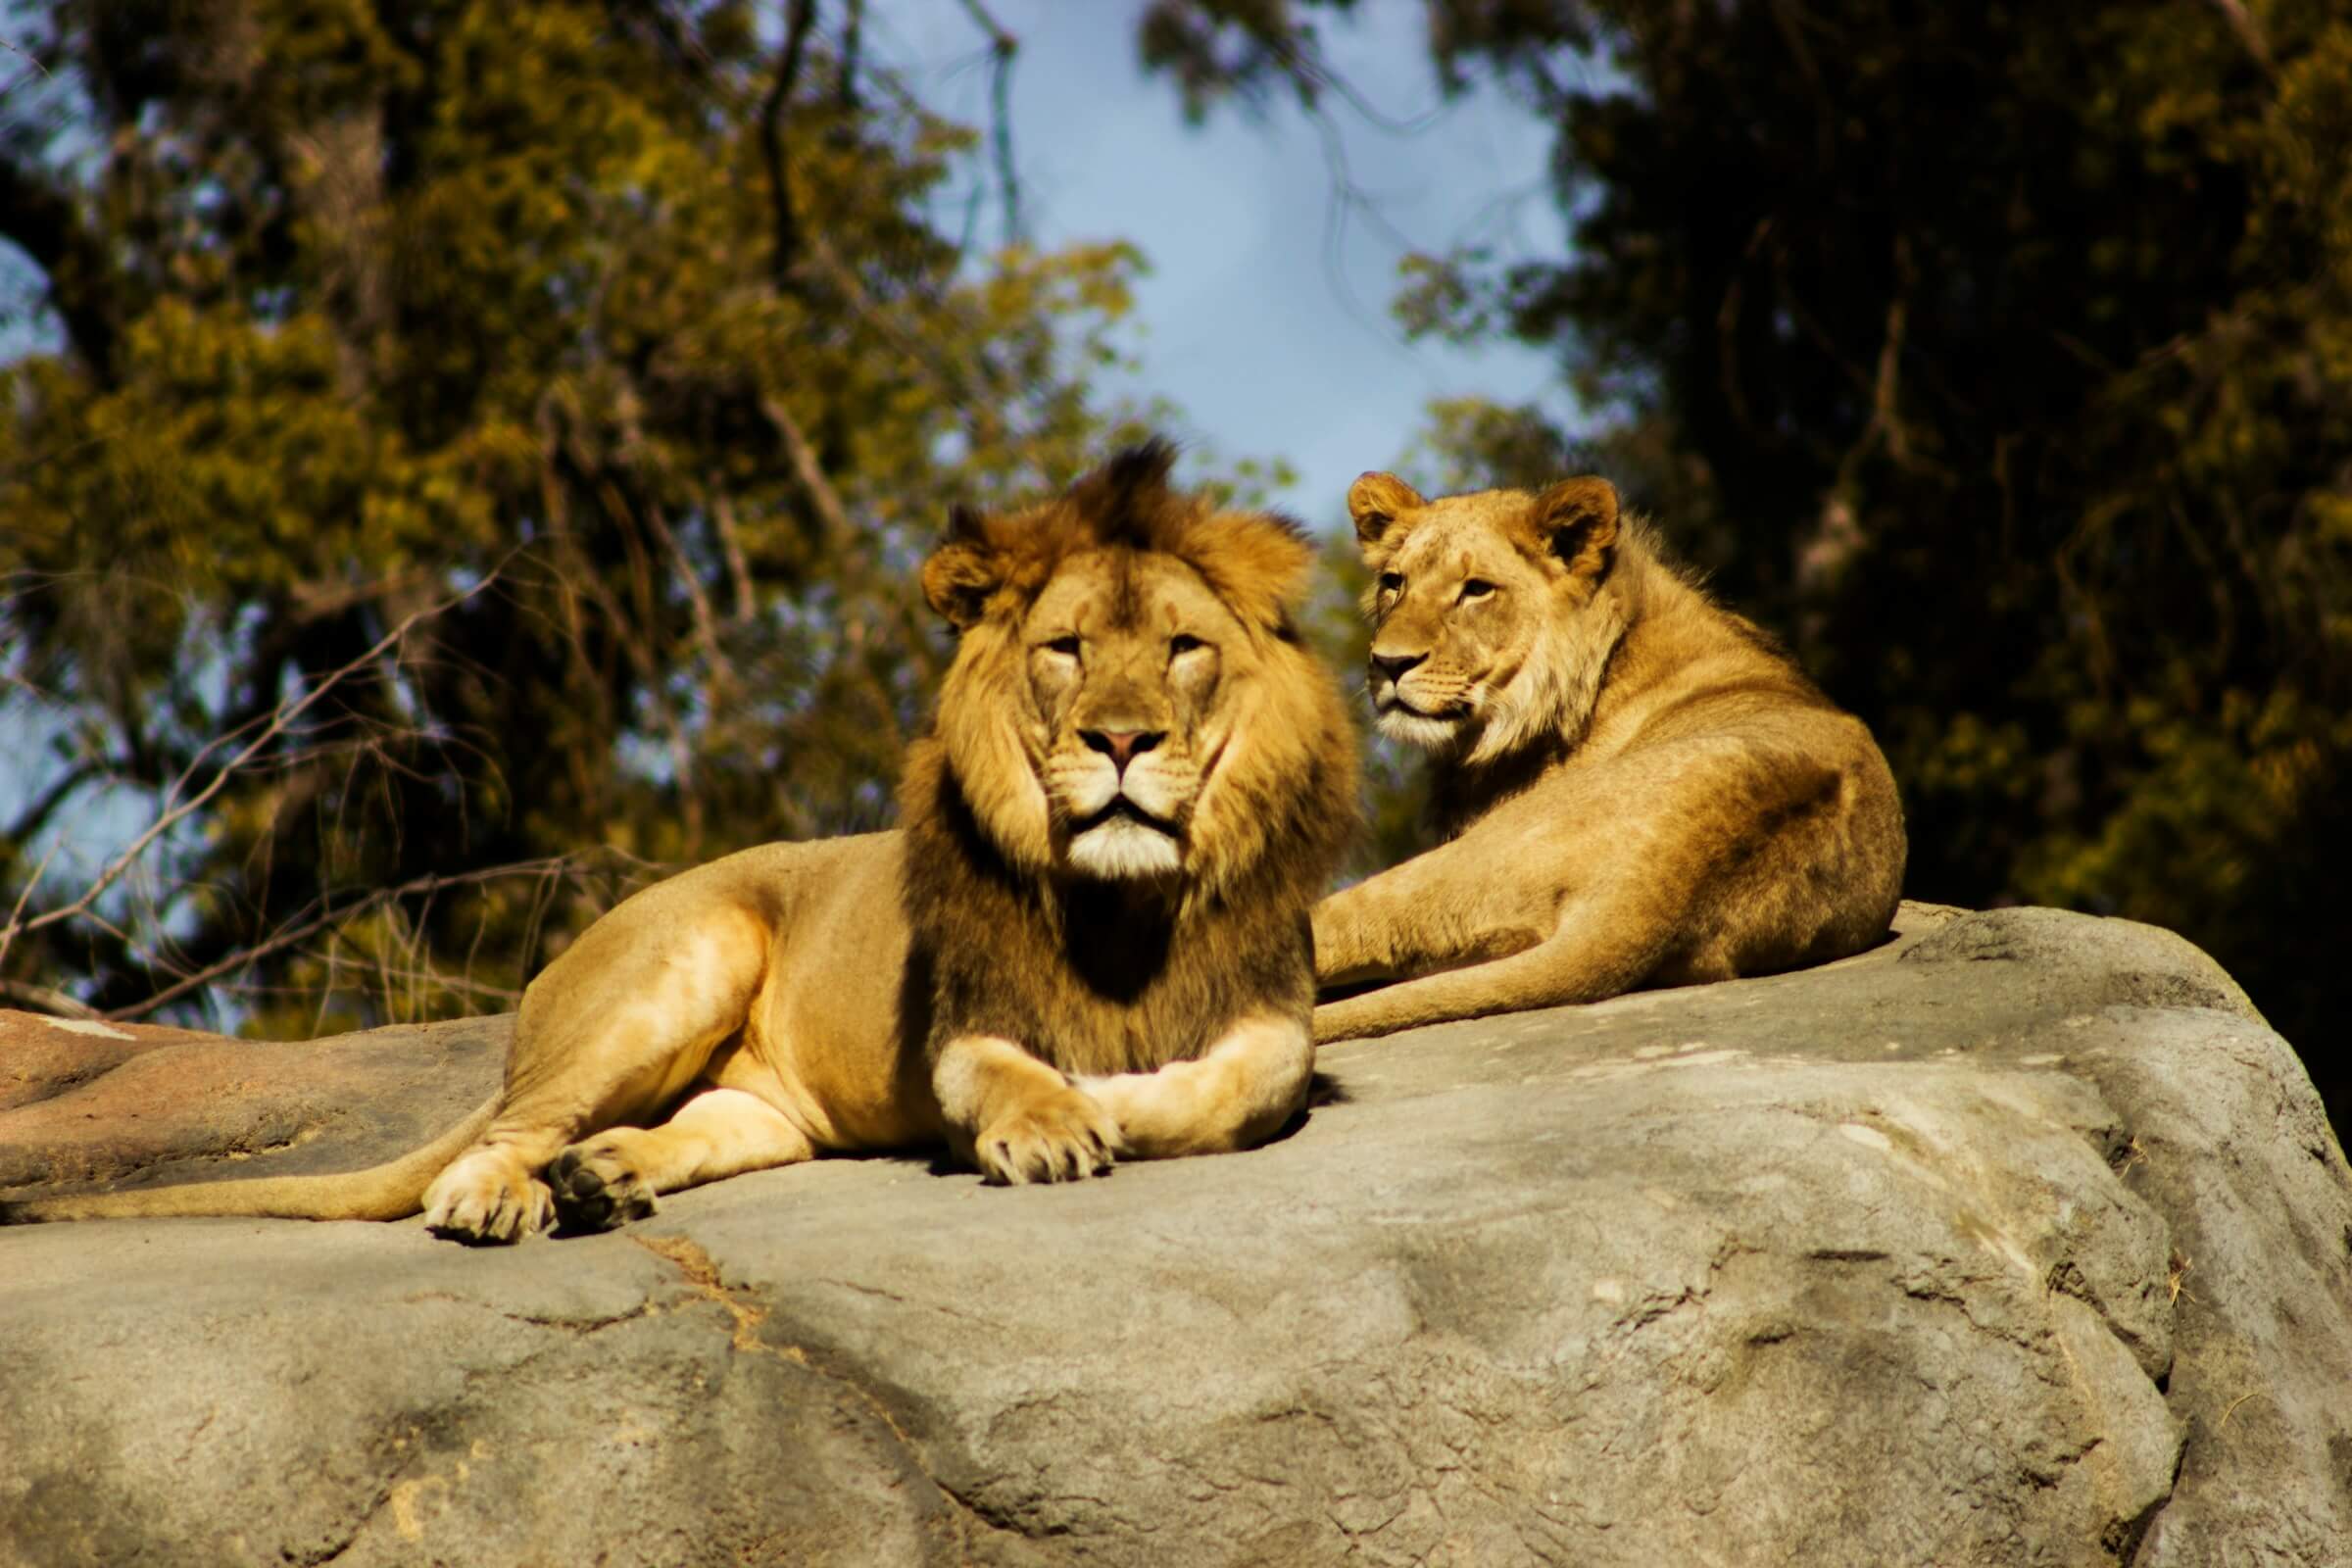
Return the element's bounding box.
[1311,470,1904,1043]
[4,443,1358,1242]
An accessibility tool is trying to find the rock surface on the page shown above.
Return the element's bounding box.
[2,904,2346,1567]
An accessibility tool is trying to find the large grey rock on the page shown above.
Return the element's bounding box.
[2,904,2346,1566]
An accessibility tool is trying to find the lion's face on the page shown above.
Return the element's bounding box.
[919,446,1357,896]
[1021,551,1244,880]
[1348,471,1624,765]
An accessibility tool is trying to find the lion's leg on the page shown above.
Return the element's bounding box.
[1313,922,1666,1043]
[933,1036,1122,1186]
[423,911,772,1244]
[1078,1013,1311,1159]
[544,1087,816,1232]
[1312,835,1559,989]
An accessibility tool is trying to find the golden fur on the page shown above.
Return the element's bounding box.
[4,443,1358,1240]
[1311,470,1906,1042]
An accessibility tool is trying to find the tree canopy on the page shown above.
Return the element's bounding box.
[0,0,1167,1032]
[1147,0,2352,1120]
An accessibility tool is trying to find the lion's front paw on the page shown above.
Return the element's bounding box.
[974,1089,1121,1186]
[422,1149,556,1245]
[547,1140,659,1233]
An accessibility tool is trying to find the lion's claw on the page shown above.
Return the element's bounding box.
[421,1150,555,1245]
[976,1090,1121,1186]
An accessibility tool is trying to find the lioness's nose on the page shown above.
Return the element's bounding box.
[1082,728,1161,771]
[1369,652,1425,684]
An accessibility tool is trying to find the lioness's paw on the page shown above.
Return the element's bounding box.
[975,1090,1120,1186]
[422,1152,555,1245]
[547,1141,658,1233]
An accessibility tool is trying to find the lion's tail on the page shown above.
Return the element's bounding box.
[0,1095,501,1226]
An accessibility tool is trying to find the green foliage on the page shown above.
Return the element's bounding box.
[1147,1,2352,1116]
[1403,398,1578,495]
[0,0,1170,1033]
[1295,526,1427,882]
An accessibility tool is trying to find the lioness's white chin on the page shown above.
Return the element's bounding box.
[1066,818,1185,880]
[1375,705,1468,751]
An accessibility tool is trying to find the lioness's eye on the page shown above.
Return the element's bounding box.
[1378,571,1404,593]
[1169,633,1207,656]
[1044,635,1081,657]
[1459,578,1495,601]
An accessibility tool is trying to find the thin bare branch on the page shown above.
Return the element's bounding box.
[708,490,758,624]
[0,35,52,75]
[2204,0,2274,70]
[0,978,96,1019]
[955,0,1023,247]
[0,837,62,978]
[0,577,495,960]
[101,853,625,1023]
[2,758,106,848]
[644,499,739,690]
[759,392,858,550]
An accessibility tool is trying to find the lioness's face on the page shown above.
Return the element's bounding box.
[1362,506,1556,749]
[1348,471,1621,762]
[1021,550,1245,880]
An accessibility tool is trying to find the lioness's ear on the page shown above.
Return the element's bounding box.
[1347,471,1425,553]
[921,504,1001,629]
[1536,477,1619,579]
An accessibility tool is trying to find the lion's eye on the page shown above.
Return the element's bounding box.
[1378,571,1404,594]
[1169,633,1207,657]
[1044,635,1082,658]
[1459,578,1495,602]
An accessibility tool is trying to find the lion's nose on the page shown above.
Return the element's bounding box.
[1082,728,1162,772]
[1369,652,1426,685]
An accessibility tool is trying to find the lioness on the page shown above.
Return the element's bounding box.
[1311,470,1904,1042]
[4,443,1358,1242]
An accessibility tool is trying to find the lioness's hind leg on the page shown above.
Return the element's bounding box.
[548,1088,815,1233]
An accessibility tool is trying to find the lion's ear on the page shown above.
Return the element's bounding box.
[1535,477,1619,579]
[1347,471,1425,554]
[921,505,1001,629]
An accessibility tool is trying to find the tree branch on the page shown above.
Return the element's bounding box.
[707,490,758,624]
[642,497,739,692]
[2204,0,2275,71]
[0,978,97,1019]
[2,758,107,848]
[0,578,494,975]
[759,392,857,551]
[955,0,1023,247]
[101,854,616,1023]
[837,0,863,108]
[760,0,820,287]
[0,154,119,376]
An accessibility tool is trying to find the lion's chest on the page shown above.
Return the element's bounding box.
[921,897,1308,1079]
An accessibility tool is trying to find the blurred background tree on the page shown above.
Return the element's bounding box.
[1145,0,2352,1123]
[0,0,1170,1033]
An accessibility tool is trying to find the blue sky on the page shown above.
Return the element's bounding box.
[864,1,1576,528]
